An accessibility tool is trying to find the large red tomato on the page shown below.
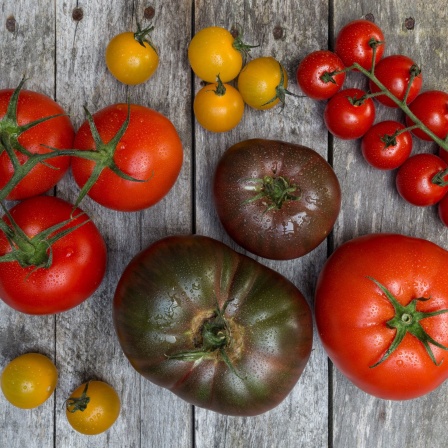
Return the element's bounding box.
[315,233,448,400]
[71,103,183,211]
[0,196,107,314]
[0,81,75,200]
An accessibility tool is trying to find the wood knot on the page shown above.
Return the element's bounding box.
[144,6,155,20]
[273,25,284,40]
[364,13,375,23]
[6,15,16,33]
[72,7,84,21]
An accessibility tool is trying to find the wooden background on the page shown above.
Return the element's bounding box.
[1,1,448,447]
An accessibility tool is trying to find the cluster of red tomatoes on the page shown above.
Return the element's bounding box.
[296,19,448,225]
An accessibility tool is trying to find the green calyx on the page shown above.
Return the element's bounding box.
[244,175,300,211]
[0,203,90,270]
[134,23,157,53]
[231,28,259,60]
[432,168,448,187]
[261,61,299,108]
[368,277,448,368]
[213,74,227,96]
[66,382,91,413]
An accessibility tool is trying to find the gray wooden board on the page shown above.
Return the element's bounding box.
[0,1,447,447]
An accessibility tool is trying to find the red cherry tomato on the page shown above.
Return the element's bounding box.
[324,88,375,140]
[361,121,413,170]
[335,19,385,71]
[438,146,448,164]
[369,55,422,108]
[406,91,448,141]
[296,50,346,100]
[438,193,448,226]
[396,153,448,206]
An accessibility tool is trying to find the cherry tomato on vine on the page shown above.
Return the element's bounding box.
[237,57,291,110]
[406,90,448,141]
[296,50,346,100]
[324,88,375,139]
[1,353,58,409]
[438,193,448,226]
[188,26,253,83]
[335,19,385,71]
[369,55,422,108]
[439,146,448,164]
[105,24,159,85]
[396,153,448,206]
[361,121,413,170]
[193,76,244,132]
[65,381,120,435]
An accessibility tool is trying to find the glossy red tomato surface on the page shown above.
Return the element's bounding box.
[315,233,448,400]
[369,55,422,107]
[335,19,385,71]
[0,196,107,314]
[71,103,183,211]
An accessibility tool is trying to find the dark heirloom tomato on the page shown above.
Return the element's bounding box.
[213,139,341,260]
[113,235,313,416]
[315,234,448,400]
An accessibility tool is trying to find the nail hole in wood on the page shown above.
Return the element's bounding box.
[72,7,84,22]
[6,15,16,33]
[273,25,284,40]
[404,17,415,30]
[365,13,375,23]
[144,6,155,20]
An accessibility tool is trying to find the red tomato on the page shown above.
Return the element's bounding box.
[361,121,413,170]
[71,103,183,212]
[315,233,448,400]
[395,153,448,206]
[296,50,346,100]
[369,55,422,107]
[335,19,385,71]
[0,196,107,315]
[324,88,375,139]
[438,193,448,226]
[406,90,448,141]
[439,146,448,164]
[0,83,75,200]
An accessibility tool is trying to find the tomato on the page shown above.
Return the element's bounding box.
[213,139,341,260]
[113,235,313,416]
[66,381,120,435]
[188,26,252,83]
[324,88,375,139]
[0,195,107,314]
[1,353,58,409]
[296,50,346,100]
[193,76,244,132]
[395,153,448,206]
[405,90,448,141]
[335,19,385,71]
[439,146,448,164]
[438,193,448,226]
[71,103,183,212]
[361,121,413,170]
[105,24,159,85]
[369,55,422,107]
[0,79,75,200]
[237,57,291,110]
[315,233,448,400]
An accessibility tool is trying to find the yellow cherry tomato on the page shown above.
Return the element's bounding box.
[1,353,58,409]
[194,76,245,132]
[106,24,159,85]
[65,380,120,435]
[188,26,252,83]
[237,57,291,110]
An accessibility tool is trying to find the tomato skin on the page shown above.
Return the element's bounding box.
[406,90,448,141]
[315,233,448,400]
[324,88,375,139]
[188,27,243,83]
[361,121,413,170]
[0,196,107,314]
[438,193,448,226]
[369,55,422,107]
[105,31,159,85]
[0,88,75,200]
[213,139,341,260]
[395,153,448,206]
[1,353,58,409]
[193,82,244,132]
[113,235,313,416]
[66,381,120,435]
[237,57,288,110]
[296,50,346,100]
[71,103,183,212]
[335,19,385,70]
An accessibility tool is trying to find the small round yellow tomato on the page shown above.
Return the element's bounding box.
[188,26,250,83]
[237,57,290,110]
[194,77,244,132]
[106,25,159,85]
[1,353,58,409]
[65,380,120,435]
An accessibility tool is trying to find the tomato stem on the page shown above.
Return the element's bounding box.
[134,23,157,53]
[261,62,299,108]
[66,382,91,413]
